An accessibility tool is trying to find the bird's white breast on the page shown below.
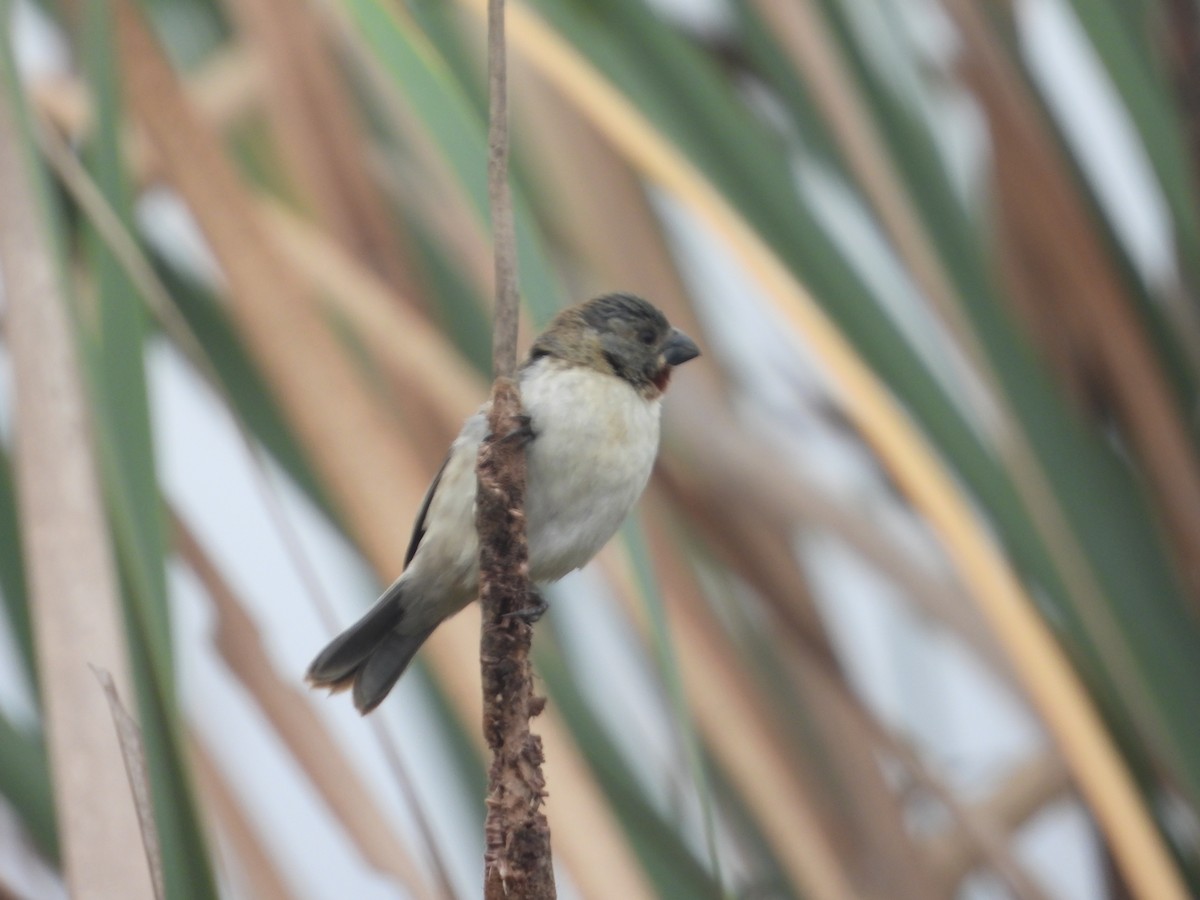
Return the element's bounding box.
[522,359,662,581]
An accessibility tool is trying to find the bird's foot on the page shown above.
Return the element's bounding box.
[496,413,535,447]
[502,589,548,624]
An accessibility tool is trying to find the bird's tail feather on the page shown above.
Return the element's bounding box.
[351,627,436,713]
[306,583,436,713]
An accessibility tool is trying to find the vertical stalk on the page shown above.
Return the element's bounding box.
[477,0,556,896]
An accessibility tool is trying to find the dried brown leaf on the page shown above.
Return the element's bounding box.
[91,667,166,900]
[223,0,422,297]
[173,514,435,898]
[117,0,427,566]
[926,753,1070,885]
[189,734,293,900]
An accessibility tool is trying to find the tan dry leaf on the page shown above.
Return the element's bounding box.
[0,72,156,900]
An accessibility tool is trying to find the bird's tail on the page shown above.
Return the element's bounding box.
[306,584,437,714]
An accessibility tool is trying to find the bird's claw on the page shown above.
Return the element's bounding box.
[496,414,535,447]
[501,589,548,624]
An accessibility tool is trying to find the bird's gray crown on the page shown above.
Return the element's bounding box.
[579,293,669,334]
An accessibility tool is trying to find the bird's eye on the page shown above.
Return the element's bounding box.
[639,329,657,346]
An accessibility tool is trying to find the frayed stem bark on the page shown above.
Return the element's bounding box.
[477,0,555,896]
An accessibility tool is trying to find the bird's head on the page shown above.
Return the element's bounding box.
[528,293,700,398]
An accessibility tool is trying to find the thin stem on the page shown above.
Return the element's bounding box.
[478,0,555,896]
[488,0,519,379]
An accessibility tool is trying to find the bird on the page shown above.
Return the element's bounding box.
[307,293,700,713]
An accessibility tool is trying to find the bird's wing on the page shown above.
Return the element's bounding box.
[404,453,450,567]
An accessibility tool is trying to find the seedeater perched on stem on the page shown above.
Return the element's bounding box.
[307,294,700,712]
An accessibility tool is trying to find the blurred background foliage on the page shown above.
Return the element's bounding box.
[1,0,1200,897]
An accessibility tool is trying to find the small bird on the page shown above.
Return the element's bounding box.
[307,293,700,712]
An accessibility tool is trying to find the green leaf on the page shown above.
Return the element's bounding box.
[0,715,57,862]
[621,517,725,895]
[73,3,218,894]
[0,443,35,689]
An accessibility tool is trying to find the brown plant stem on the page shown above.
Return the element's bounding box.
[487,0,520,381]
[477,0,555,896]
[477,379,553,899]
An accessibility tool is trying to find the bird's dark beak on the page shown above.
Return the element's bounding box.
[661,328,700,366]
